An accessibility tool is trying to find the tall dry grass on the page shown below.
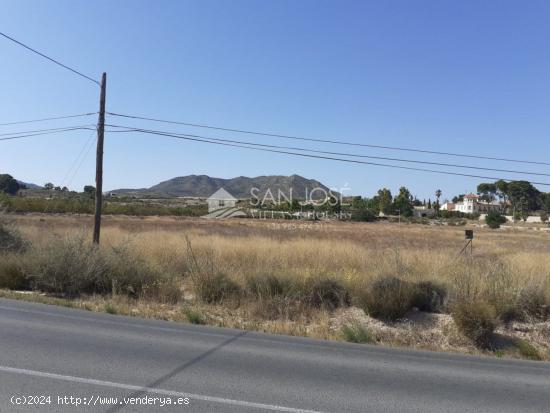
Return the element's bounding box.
[8,215,550,304]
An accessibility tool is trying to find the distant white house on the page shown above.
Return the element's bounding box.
[439,202,455,211]
[207,188,237,213]
[442,194,501,214]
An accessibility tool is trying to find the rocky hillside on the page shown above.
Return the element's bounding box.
[111,174,335,199]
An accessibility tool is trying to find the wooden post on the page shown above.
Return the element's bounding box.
[93,72,106,244]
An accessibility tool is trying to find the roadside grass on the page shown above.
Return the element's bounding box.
[342,323,375,344]
[182,307,205,324]
[516,340,543,361]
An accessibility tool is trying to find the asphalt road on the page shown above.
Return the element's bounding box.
[0,298,549,413]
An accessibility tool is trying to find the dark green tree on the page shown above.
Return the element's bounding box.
[506,180,540,216]
[377,188,393,215]
[393,187,414,217]
[83,185,96,199]
[485,211,507,229]
[0,174,21,195]
[477,183,497,202]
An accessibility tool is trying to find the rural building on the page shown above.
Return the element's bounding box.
[441,194,501,214]
[440,202,455,211]
[207,188,237,213]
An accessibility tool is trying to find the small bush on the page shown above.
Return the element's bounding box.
[305,277,351,310]
[25,235,178,301]
[0,255,29,290]
[246,274,295,300]
[358,276,414,321]
[351,208,376,222]
[105,303,117,314]
[26,236,110,297]
[516,340,542,361]
[185,237,241,304]
[194,272,241,304]
[342,323,374,344]
[0,217,27,253]
[452,301,497,348]
[182,308,205,324]
[485,211,507,229]
[517,285,549,320]
[410,281,447,312]
[108,246,180,303]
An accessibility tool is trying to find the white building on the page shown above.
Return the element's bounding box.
[206,188,237,213]
[440,202,455,211]
[444,194,501,214]
[455,194,479,213]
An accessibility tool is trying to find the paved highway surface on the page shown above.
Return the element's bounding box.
[0,297,549,412]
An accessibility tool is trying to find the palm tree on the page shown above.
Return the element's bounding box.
[435,189,442,212]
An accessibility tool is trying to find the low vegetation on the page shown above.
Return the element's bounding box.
[485,211,507,229]
[0,194,207,217]
[0,214,548,360]
[452,302,497,349]
[342,323,374,344]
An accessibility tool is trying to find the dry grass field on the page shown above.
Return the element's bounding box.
[1,214,549,360]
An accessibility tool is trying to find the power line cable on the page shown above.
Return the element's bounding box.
[43,131,97,214]
[106,126,550,187]
[0,127,94,141]
[0,125,95,137]
[59,130,97,187]
[0,112,97,126]
[106,112,550,167]
[106,124,550,178]
[0,31,99,85]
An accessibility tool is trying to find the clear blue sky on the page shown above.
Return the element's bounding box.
[1,0,549,201]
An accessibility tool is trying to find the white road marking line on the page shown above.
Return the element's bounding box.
[0,365,325,413]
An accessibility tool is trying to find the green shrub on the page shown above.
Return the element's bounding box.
[108,245,180,303]
[26,236,110,297]
[342,323,374,344]
[351,208,376,222]
[452,301,497,348]
[485,211,507,229]
[516,340,542,361]
[358,276,414,321]
[194,272,241,304]
[105,303,118,314]
[182,307,205,324]
[305,277,351,310]
[517,285,549,320]
[246,274,296,300]
[0,255,29,290]
[25,235,178,300]
[410,281,447,312]
[0,216,26,253]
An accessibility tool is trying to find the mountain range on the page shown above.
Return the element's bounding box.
[111,174,335,199]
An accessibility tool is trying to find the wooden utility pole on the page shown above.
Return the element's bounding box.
[93,72,107,244]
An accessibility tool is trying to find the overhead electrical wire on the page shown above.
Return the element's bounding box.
[106,112,550,167]
[0,125,96,137]
[0,126,95,141]
[105,124,550,178]
[104,125,550,187]
[0,112,97,126]
[0,31,99,85]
